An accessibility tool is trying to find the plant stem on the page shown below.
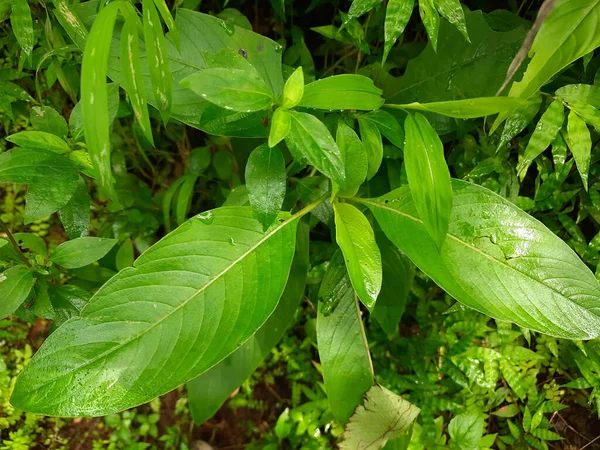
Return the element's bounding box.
[293,192,329,219]
[0,218,32,268]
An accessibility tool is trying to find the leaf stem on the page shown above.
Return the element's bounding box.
[0,218,31,268]
[293,192,329,219]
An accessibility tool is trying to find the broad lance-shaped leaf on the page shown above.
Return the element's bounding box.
[6,131,70,154]
[246,144,286,230]
[152,0,179,48]
[285,111,345,186]
[180,67,273,113]
[317,251,374,423]
[419,0,439,51]
[493,0,600,128]
[334,202,382,311]
[566,109,591,190]
[556,84,600,109]
[0,266,35,319]
[120,17,154,146]
[340,385,420,449]
[517,99,564,179]
[81,1,121,201]
[335,121,368,198]
[387,97,531,118]
[298,75,384,111]
[281,66,304,109]
[11,207,299,416]
[187,221,309,425]
[358,179,600,339]
[53,0,88,49]
[346,0,382,22]
[143,0,172,123]
[358,110,405,149]
[11,0,34,58]
[50,237,118,269]
[404,113,452,248]
[268,108,291,148]
[383,0,414,64]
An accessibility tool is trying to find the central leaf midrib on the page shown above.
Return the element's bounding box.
[36,213,298,392]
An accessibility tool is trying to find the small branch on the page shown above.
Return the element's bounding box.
[0,217,32,268]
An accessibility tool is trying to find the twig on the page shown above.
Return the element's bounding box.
[0,217,31,268]
[581,434,600,450]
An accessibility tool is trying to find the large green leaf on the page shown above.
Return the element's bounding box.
[340,385,420,449]
[11,0,34,58]
[6,131,70,154]
[50,237,118,269]
[0,266,35,319]
[387,97,531,118]
[12,207,300,416]
[334,202,382,311]
[358,180,600,339]
[298,75,384,111]
[335,120,368,198]
[317,250,373,423]
[404,113,452,248]
[187,221,309,425]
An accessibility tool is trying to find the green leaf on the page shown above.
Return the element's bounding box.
[334,202,382,311]
[281,66,304,109]
[0,149,80,224]
[52,0,88,49]
[175,175,198,225]
[0,266,34,319]
[11,0,34,58]
[286,111,345,185]
[569,101,600,132]
[360,179,600,339]
[6,131,70,154]
[120,17,154,146]
[30,106,68,138]
[12,207,300,416]
[360,110,405,149]
[163,176,188,233]
[268,108,291,148]
[59,178,91,239]
[556,84,600,109]
[81,1,121,200]
[371,234,414,336]
[388,97,531,118]
[494,0,600,126]
[347,0,383,22]
[246,144,286,230]
[419,0,439,51]
[49,284,90,327]
[517,99,564,179]
[403,113,452,248]
[434,0,469,42]
[298,75,384,111]
[335,121,368,198]
[187,221,309,424]
[497,96,542,150]
[383,0,414,64]
[142,0,172,123]
[51,237,118,269]
[152,0,179,48]
[317,250,374,423]
[566,109,591,190]
[358,118,384,180]
[115,239,134,271]
[180,67,273,112]
[448,409,486,450]
[340,385,420,449]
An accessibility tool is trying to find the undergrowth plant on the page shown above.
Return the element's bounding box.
[2,0,600,448]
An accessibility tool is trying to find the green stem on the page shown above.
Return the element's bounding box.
[0,218,32,268]
[293,192,329,219]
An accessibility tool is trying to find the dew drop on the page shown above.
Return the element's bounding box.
[274,43,283,53]
[220,20,235,36]
[0,273,6,283]
[196,210,214,224]
[228,237,236,246]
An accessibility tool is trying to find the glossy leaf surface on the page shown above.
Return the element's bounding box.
[246,144,286,230]
[358,118,383,180]
[566,109,591,189]
[388,97,530,118]
[317,251,373,423]
[403,113,452,248]
[383,0,414,64]
[6,131,70,154]
[335,121,368,198]
[12,207,299,416]
[362,180,600,339]
[334,202,382,311]
[268,108,291,148]
[298,75,384,111]
[281,66,304,109]
[51,237,118,269]
[0,266,34,319]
